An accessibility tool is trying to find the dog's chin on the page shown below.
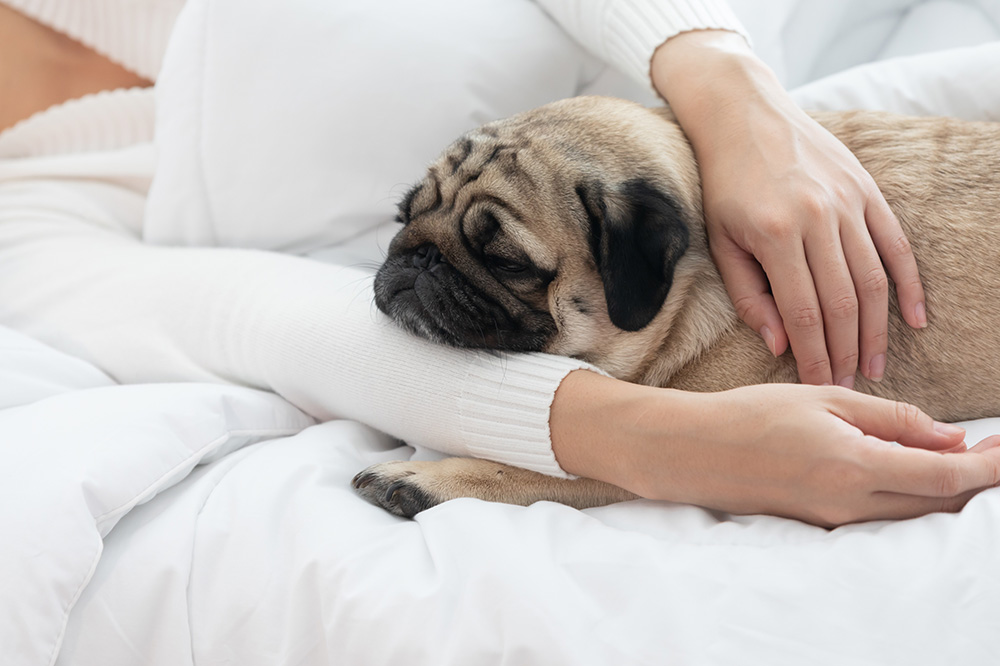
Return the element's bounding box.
[374,259,555,352]
[382,286,492,349]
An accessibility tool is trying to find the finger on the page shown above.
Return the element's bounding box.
[851,485,985,523]
[840,220,889,382]
[762,242,833,385]
[709,236,789,357]
[803,223,860,388]
[832,392,966,450]
[969,434,1000,453]
[939,441,969,454]
[865,444,1000,498]
[864,192,927,330]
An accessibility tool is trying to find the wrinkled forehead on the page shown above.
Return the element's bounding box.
[392,128,581,266]
[392,100,665,250]
[398,121,569,223]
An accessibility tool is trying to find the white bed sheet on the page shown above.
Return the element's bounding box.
[3,2,1000,665]
[56,412,1000,665]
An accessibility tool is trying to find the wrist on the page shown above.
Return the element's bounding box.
[550,370,700,499]
[651,30,765,102]
[651,30,788,152]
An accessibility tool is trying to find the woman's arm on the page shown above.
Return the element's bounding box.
[551,370,1000,527]
[651,30,926,388]
[533,0,749,90]
[0,173,592,478]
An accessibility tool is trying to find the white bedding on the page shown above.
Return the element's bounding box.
[4,2,1000,665]
[4,321,1000,665]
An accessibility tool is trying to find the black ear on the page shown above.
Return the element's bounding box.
[578,178,690,331]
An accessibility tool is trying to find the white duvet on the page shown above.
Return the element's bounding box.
[5,1,1000,665]
[4,321,1000,665]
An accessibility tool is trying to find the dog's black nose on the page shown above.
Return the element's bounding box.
[412,244,443,269]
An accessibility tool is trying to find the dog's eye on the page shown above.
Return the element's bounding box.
[486,254,527,274]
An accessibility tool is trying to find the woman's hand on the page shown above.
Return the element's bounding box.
[551,371,1000,528]
[650,31,927,388]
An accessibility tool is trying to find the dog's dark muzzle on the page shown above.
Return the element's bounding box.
[373,244,555,352]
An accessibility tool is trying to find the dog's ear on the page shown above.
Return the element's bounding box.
[577,178,690,331]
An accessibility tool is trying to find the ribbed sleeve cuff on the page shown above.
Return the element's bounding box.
[602,0,751,89]
[460,353,609,479]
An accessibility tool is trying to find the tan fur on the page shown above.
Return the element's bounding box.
[355,96,1000,517]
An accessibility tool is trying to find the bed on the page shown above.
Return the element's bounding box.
[5,1,1000,664]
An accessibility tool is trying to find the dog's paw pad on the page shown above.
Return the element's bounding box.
[352,462,439,518]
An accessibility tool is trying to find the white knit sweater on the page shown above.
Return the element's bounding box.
[0,0,747,157]
[0,0,746,476]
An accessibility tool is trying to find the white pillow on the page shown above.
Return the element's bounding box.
[791,41,1000,121]
[729,0,1000,88]
[146,0,601,252]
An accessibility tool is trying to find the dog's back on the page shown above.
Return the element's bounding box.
[662,111,1000,422]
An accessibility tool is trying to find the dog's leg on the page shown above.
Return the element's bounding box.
[352,458,637,517]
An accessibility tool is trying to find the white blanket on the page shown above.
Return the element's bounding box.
[4,322,1000,665]
[4,2,1000,665]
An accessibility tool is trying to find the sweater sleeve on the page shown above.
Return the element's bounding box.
[0,164,600,478]
[535,0,750,89]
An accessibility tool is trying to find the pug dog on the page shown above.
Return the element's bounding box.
[353,95,1000,517]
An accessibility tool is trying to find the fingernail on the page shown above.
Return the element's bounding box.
[837,375,855,390]
[934,421,965,437]
[760,325,778,357]
[868,354,886,382]
[914,302,928,328]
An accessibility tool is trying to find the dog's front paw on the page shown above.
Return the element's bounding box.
[352,461,442,518]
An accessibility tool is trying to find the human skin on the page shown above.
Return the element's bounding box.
[0,3,150,132]
[651,30,927,389]
[552,371,1000,527]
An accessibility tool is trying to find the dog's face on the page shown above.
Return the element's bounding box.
[374,96,706,375]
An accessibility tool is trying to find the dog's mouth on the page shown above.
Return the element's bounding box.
[373,248,555,352]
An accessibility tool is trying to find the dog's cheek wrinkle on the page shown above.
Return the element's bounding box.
[447,137,474,175]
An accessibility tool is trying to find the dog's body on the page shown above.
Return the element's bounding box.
[354,96,1000,517]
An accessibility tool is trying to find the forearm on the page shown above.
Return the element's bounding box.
[549,371,992,527]
[534,0,748,89]
[651,30,789,157]
[0,191,596,476]
[550,370,709,501]
[651,28,928,384]
[550,370,670,496]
